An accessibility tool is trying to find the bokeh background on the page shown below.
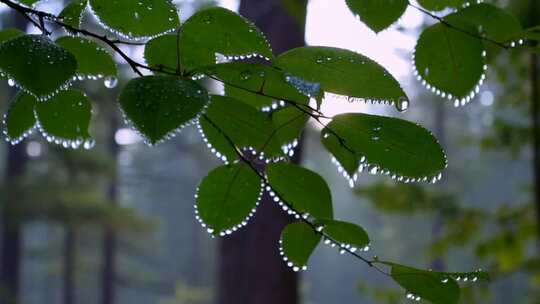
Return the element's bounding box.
[0,0,538,303]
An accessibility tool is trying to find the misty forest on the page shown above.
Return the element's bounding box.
[0,0,538,303]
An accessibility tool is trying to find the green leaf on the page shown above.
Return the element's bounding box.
[0,35,77,99]
[316,219,370,251]
[266,163,333,219]
[206,62,310,105]
[179,7,273,72]
[118,76,209,145]
[386,263,480,304]
[199,95,281,159]
[275,47,408,109]
[0,28,24,44]
[417,0,466,11]
[56,36,117,79]
[345,0,407,33]
[444,3,522,43]
[280,221,320,271]
[224,84,274,109]
[144,34,179,72]
[270,106,309,156]
[14,0,42,7]
[88,0,180,40]
[35,89,94,148]
[59,0,87,30]
[414,23,485,106]
[322,113,446,182]
[3,92,36,144]
[195,164,263,235]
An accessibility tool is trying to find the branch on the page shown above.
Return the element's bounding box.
[201,113,389,276]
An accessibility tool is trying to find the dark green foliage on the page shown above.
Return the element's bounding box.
[0,35,77,98]
[345,0,408,33]
[118,76,209,145]
[144,34,179,72]
[417,0,466,11]
[195,164,262,235]
[316,219,370,250]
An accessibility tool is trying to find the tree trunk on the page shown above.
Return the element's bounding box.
[0,13,27,304]
[101,115,119,304]
[63,226,76,304]
[529,0,540,252]
[217,2,307,304]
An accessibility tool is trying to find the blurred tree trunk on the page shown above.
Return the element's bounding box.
[0,13,27,304]
[101,115,119,304]
[430,103,446,271]
[217,1,307,304]
[530,2,540,251]
[63,226,76,304]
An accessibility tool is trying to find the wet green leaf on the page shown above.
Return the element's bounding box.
[280,221,321,269]
[89,0,179,39]
[346,0,407,33]
[444,3,522,43]
[144,34,179,72]
[275,47,408,107]
[414,22,484,103]
[196,164,262,235]
[56,36,117,78]
[0,28,24,44]
[118,76,208,145]
[179,7,273,72]
[4,92,36,142]
[417,0,466,11]
[59,0,87,30]
[322,113,446,181]
[0,35,77,99]
[266,163,334,219]
[35,89,92,140]
[316,219,370,250]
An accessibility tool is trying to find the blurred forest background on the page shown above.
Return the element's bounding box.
[0,0,539,303]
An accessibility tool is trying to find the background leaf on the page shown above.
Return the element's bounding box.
[322,113,446,181]
[280,221,321,271]
[0,28,24,44]
[345,0,408,33]
[144,34,179,72]
[266,163,333,219]
[195,164,262,235]
[417,0,466,11]
[0,35,77,99]
[179,7,273,72]
[88,0,179,39]
[275,46,408,107]
[118,76,208,145]
[414,22,485,104]
[56,36,117,78]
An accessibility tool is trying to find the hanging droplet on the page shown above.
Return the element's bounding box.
[396,97,409,112]
[83,138,95,150]
[7,78,15,87]
[104,76,118,89]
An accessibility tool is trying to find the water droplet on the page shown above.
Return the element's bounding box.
[104,76,118,89]
[396,97,409,112]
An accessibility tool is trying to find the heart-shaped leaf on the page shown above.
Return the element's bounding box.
[0,35,77,100]
[118,76,209,145]
[195,164,263,236]
[3,92,37,144]
[59,0,87,30]
[56,36,117,79]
